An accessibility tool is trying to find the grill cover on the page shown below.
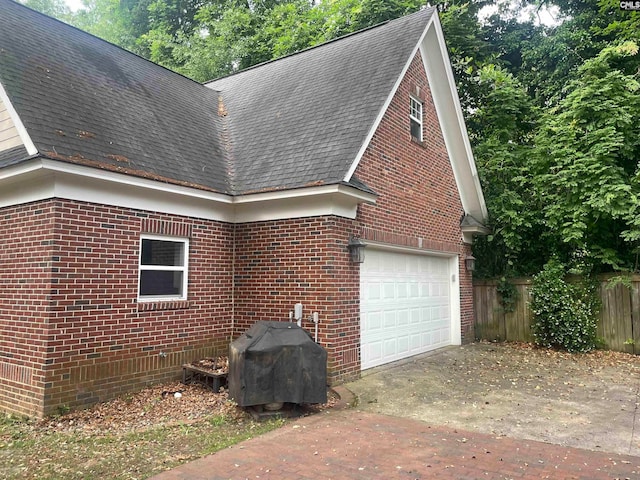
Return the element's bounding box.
[229,321,328,407]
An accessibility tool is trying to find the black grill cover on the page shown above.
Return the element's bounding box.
[229,321,328,407]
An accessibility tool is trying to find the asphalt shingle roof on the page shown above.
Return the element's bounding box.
[0,145,31,168]
[0,0,230,193]
[207,8,434,194]
[0,0,435,196]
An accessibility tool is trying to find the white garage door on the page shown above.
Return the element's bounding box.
[360,248,455,370]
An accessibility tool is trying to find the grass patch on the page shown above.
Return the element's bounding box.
[0,412,284,480]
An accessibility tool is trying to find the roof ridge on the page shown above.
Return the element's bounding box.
[204,6,436,86]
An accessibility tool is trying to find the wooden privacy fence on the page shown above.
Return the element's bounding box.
[473,275,640,354]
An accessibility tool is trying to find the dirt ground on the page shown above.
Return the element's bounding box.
[345,341,640,457]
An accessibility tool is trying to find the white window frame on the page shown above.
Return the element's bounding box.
[138,234,189,302]
[410,95,423,142]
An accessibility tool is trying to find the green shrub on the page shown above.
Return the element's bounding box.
[530,259,598,353]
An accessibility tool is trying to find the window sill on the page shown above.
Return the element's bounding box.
[137,300,191,312]
[411,136,426,148]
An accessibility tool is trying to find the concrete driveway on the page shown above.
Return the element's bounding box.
[346,342,640,457]
[153,342,640,480]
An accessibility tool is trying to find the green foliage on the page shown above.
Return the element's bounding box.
[606,274,634,289]
[530,259,599,353]
[438,2,495,113]
[22,0,640,278]
[533,41,640,272]
[496,277,518,313]
[469,65,547,277]
[20,0,70,17]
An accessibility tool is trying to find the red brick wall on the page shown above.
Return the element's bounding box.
[0,202,55,416]
[233,216,360,383]
[1,199,234,416]
[0,52,477,416]
[355,52,475,341]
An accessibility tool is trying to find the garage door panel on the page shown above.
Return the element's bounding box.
[365,281,381,300]
[383,282,395,299]
[361,249,455,370]
[365,311,383,331]
[397,335,410,354]
[383,311,396,328]
[366,341,383,363]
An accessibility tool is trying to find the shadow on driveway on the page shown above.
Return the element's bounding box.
[346,342,640,456]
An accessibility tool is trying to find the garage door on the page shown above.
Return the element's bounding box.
[360,248,454,370]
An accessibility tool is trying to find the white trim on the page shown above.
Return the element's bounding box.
[233,185,376,222]
[233,184,375,204]
[409,95,424,142]
[363,240,456,257]
[449,255,462,346]
[138,234,189,302]
[43,159,233,204]
[0,157,376,222]
[420,15,488,222]
[462,225,490,245]
[0,82,37,155]
[343,13,487,224]
[343,20,431,182]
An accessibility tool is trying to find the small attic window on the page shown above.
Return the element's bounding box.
[410,96,423,142]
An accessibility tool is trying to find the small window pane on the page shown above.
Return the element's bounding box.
[410,96,423,142]
[410,119,422,140]
[410,97,422,119]
[141,239,184,266]
[139,270,184,296]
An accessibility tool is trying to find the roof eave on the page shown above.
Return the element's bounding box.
[421,14,488,223]
[0,158,376,223]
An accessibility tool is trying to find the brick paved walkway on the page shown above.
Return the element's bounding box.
[151,408,640,480]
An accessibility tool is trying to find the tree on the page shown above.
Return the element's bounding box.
[468,64,548,278]
[21,0,640,276]
[533,41,640,271]
[71,0,151,54]
[437,1,495,113]
[20,0,70,17]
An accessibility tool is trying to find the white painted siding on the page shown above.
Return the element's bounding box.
[0,96,24,152]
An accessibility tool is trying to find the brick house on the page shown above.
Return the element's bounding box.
[0,0,488,417]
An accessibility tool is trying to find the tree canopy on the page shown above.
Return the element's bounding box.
[24,0,640,277]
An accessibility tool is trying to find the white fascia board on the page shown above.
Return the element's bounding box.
[0,171,54,208]
[0,82,38,156]
[233,185,376,223]
[0,158,376,223]
[462,224,490,244]
[49,159,235,222]
[0,158,235,221]
[421,16,488,223]
[342,24,430,183]
[363,240,458,256]
[233,184,376,204]
[42,159,233,204]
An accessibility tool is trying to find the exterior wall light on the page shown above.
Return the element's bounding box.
[465,254,476,272]
[347,236,366,264]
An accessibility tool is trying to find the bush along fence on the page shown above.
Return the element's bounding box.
[473,275,640,354]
